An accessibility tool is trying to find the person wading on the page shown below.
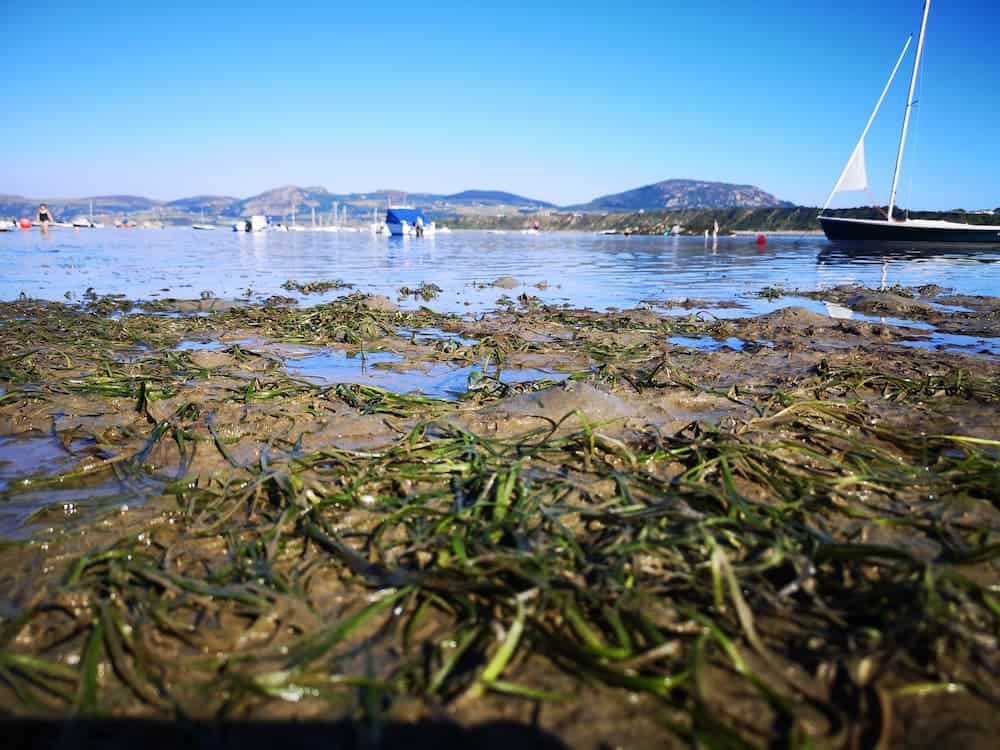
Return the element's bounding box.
[36,203,54,234]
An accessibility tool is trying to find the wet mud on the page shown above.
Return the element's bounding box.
[0,287,998,748]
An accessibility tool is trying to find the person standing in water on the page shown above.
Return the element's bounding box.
[36,203,54,234]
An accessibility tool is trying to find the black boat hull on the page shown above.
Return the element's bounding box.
[819,216,1000,245]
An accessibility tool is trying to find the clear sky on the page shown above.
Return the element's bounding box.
[2,0,997,209]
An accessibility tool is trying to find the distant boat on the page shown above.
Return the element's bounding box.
[233,215,269,232]
[819,0,1000,245]
[369,206,387,234]
[72,200,105,228]
[72,219,104,228]
[288,202,307,231]
[0,219,15,232]
[386,207,434,237]
[192,209,215,230]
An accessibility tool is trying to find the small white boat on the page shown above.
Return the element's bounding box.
[0,219,15,232]
[192,209,215,230]
[72,202,105,228]
[368,207,387,234]
[233,215,269,232]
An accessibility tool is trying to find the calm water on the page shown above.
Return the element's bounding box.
[2,228,999,314]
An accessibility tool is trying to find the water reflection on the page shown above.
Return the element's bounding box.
[819,241,1000,264]
[2,229,998,312]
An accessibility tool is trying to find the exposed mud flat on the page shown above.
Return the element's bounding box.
[797,283,1000,338]
[0,288,998,749]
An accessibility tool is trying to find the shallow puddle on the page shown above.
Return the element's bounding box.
[0,433,76,493]
[397,326,480,347]
[898,331,1000,356]
[0,433,158,538]
[668,335,773,352]
[0,484,151,539]
[290,350,567,399]
[175,339,225,351]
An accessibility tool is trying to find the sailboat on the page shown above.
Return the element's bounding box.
[819,0,1000,245]
[192,208,215,230]
[289,201,307,231]
[72,199,103,228]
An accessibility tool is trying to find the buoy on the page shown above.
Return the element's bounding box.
[756,234,767,247]
[18,218,32,230]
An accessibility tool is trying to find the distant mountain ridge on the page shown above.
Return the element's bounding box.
[568,179,793,212]
[0,179,790,223]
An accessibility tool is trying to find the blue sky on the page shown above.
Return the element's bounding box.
[2,0,997,208]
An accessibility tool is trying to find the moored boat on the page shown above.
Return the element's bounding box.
[232,215,269,232]
[819,215,1000,244]
[386,207,434,237]
[819,0,1000,245]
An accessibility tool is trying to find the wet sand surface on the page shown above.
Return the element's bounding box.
[0,286,998,748]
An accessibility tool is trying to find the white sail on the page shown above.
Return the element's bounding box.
[834,140,868,193]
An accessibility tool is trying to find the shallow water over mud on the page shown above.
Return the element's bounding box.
[3,228,999,314]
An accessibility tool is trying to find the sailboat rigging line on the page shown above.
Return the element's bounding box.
[865,189,889,219]
[820,35,912,212]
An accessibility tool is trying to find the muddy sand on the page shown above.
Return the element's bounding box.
[0,287,998,749]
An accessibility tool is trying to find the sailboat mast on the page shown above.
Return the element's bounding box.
[888,0,931,222]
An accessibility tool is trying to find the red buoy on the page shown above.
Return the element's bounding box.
[756,234,767,247]
[18,218,32,230]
